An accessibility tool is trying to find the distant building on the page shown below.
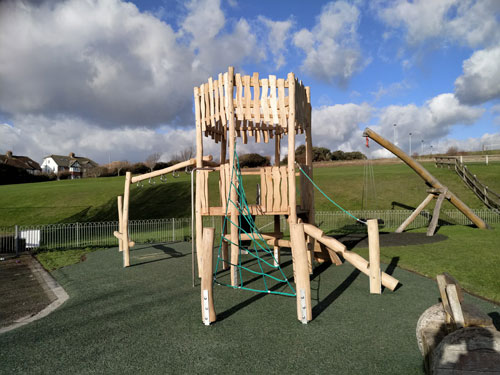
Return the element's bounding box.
[0,151,41,174]
[41,152,98,179]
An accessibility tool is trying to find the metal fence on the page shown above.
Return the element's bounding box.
[1,209,498,254]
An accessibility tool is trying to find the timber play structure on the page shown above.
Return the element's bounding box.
[114,67,399,325]
[363,128,489,236]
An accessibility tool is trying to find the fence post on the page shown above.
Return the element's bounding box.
[76,222,79,248]
[15,225,19,256]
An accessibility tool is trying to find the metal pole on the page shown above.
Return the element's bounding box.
[409,132,412,156]
[15,225,19,256]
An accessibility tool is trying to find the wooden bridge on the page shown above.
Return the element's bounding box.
[435,156,500,213]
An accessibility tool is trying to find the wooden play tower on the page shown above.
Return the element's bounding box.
[193,66,314,287]
[115,67,399,325]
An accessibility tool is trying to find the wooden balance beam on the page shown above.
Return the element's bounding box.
[302,223,399,291]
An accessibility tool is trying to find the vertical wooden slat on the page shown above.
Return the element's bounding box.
[242,120,248,144]
[272,166,281,212]
[200,84,206,132]
[235,73,243,121]
[265,167,273,211]
[269,75,279,125]
[278,78,286,131]
[213,78,220,142]
[280,166,288,211]
[260,168,267,212]
[287,72,297,223]
[252,72,260,125]
[261,78,270,124]
[208,77,215,129]
[255,121,261,143]
[244,75,252,121]
[219,165,226,210]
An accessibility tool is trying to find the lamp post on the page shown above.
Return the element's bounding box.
[409,132,412,156]
[393,124,397,145]
[430,145,433,155]
[421,140,424,155]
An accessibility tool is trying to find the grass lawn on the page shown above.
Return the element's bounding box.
[1,161,499,227]
[355,224,500,303]
[2,242,499,374]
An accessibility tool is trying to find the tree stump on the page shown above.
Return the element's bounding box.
[431,327,500,374]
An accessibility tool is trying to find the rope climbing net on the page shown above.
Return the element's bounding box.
[214,152,296,297]
[295,162,367,225]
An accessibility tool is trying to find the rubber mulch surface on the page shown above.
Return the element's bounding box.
[0,243,498,374]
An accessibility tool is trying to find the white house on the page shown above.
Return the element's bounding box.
[41,152,98,179]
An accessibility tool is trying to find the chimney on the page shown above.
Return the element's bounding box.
[69,152,75,158]
[6,150,13,158]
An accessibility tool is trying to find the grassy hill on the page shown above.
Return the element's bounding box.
[1,161,499,227]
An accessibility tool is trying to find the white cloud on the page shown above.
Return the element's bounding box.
[258,16,293,69]
[312,103,373,151]
[377,0,500,48]
[375,93,484,153]
[0,114,201,164]
[454,46,500,105]
[0,0,197,128]
[293,1,366,86]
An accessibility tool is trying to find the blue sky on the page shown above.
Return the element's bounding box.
[1,0,500,163]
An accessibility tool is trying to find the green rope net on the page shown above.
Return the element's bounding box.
[214,152,296,297]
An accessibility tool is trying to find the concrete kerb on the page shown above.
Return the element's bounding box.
[0,257,69,334]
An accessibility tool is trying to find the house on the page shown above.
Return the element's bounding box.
[0,151,41,174]
[41,152,98,179]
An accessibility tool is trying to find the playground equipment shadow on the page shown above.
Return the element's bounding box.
[1,243,498,374]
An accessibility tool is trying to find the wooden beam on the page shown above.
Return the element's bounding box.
[117,195,123,252]
[367,219,381,294]
[131,156,212,184]
[303,223,399,291]
[290,223,312,323]
[122,172,132,267]
[427,190,446,236]
[287,73,297,224]
[201,227,216,325]
[396,194,434,233]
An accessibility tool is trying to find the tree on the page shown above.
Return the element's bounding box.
[176,146,194,162]
[107,160,130,176]
[239,153,270,168]
[145,152,162,172]
[446,146,459,156]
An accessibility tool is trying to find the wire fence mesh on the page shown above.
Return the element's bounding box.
[1,209,498,253]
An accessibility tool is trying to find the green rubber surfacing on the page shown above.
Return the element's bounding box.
[0,243,498,374]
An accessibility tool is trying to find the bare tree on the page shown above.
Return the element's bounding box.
[176,146,194,161]
[145,152,162,172]
[107,160,130,176]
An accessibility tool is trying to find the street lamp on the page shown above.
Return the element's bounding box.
[421,140,424,155]
[409,132,412,155]
[430,145,433,155]
[393,124,397,145]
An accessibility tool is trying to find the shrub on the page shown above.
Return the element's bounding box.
[130,162,149,174]
[239,153,270,168]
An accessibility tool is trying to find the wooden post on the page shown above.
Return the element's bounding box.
[201,227,216,325]
[227,67,239,286]
[194,86,203,276]
[117,196,123,252]
[302,223,399,291]
[287,73,297,225]
[123,172,131,267]
[367,219,381,294]
[396,193,434,233]
[427,190,447,236]
[220,111,229,271]
[273,134,281,267]
[290,223,312,323]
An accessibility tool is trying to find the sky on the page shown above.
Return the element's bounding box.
[1,0,500,164]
